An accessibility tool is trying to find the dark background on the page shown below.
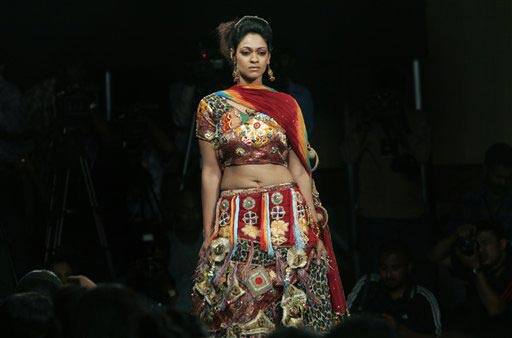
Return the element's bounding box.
[1,0,511,281]
[1,0,426,98]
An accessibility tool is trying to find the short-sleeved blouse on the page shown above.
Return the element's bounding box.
[195,93,290,169]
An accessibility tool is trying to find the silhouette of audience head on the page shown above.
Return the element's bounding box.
[267,326,319,338]
[53,284,88,338]
[15,269,63,299]
[70,283,148,338]
[0,292,57,338]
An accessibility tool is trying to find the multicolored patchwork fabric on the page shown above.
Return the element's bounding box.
[192,238,336,337]
[195,93,290,168]
[215,84,311,172]
[213,182,316,253]
[191,183,336,336]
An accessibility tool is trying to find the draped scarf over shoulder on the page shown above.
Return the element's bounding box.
[214,84,348,316]
[215,84,311,172]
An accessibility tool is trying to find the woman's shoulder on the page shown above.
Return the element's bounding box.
[198,92,231,119]
[200,91,222,103]
[269,88,299,105]
[201,87,232,102]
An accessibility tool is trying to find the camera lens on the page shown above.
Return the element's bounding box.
[458,238,476,255]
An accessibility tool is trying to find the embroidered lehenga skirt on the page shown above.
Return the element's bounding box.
[191,182,336,337]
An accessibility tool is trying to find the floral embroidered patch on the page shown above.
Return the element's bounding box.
[241,224,260,239]
[270,220,289,246]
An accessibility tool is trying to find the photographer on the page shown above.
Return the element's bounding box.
[446,143,512,241]
[429,221,512,337]
[348,88,432,275]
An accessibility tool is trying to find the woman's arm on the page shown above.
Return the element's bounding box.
[199,140,222,243]
[288,149,317,223]
[288,149,327,255]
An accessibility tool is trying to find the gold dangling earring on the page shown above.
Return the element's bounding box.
[267,64,275,82]
[232,64,240,83]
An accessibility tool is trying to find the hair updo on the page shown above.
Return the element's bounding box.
[217,15,273,63]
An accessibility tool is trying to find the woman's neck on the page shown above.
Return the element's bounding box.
[238,76,263,86]
[235,82,267,90]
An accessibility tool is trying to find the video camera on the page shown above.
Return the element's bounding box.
[54,84,99,135]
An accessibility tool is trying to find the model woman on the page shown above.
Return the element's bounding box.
[191,15,346,337]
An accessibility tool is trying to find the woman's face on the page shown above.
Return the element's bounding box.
[232,33,270,84]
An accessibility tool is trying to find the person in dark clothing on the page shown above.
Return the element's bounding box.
[449,143,512,241]
[430,220,512,337]
[348,240,442,337]
[327,314,397,338]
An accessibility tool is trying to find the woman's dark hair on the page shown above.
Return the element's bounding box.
[217,15,273,62]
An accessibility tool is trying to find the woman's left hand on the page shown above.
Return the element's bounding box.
[316,238,328,258]
[199,237,212,261]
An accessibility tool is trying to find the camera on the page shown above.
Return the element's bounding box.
[457,237,477,256]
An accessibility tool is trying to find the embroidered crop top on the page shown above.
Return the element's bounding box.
[195,93,290,168]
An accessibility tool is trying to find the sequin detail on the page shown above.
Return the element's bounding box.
[271,192,283,205]
[242,197,256,210]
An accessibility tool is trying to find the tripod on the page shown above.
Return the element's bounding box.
[43,131,115,280]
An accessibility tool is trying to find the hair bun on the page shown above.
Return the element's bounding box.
[217,21,236,60]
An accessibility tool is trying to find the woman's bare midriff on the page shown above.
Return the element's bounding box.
[220,164,294,190]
